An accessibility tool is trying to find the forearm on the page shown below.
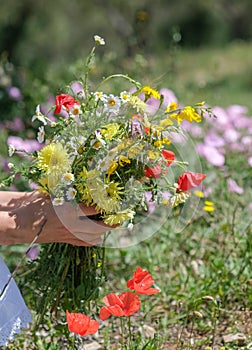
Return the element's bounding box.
[0,191,48,245]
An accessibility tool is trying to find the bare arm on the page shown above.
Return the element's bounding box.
[0,191,112,246]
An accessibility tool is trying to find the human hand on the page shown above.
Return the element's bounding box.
[1,191,114,246]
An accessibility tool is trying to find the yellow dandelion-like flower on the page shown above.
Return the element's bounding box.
[141,86,160,100]
[129,95,147,114]
[101,123,120,140]
[194,190,205,198]
[103,209,135,226]
[37,143,71,175]
[203,200,215,212]
[86,176,120,213]
[106,181,124,200]
[37,143,71,192]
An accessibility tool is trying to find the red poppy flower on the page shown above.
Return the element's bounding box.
[66,310,99,336]
[177,171,206,192]
[99,292,141,321]
[162,150,175,166]
[127,267,160,295]
[144,164,162,178]
[54,94,80,114]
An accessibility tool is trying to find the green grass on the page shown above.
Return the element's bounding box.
[171,42,252,110]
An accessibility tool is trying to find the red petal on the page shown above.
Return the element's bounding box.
[66,310,93,336]
[177,171,206,191]
[107,304,125,317]
[119,292,141,316]
[145,165,162,178]
[87,319,100,334]
[99,307,112,321]
[139,273,155,288]
[135,286,160,295]
[54,94,79,114]
[103,293,124,308]
[126,278,135,290]
[162,150,175,165]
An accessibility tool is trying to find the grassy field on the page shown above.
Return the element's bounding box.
[1,41,252,349]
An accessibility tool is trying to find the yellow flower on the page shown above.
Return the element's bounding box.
[37,176,49,194]
[129,96,147,114]
[166,102,178,113]
[203,200,215,212]
[37,143,71,191]
[181,106,202,123]
[106,181,124,200]
[159,117,174,127]
[141,86,160,100]
[87,176,120,213]
[103,209,135,225]
[37,143,71,175]
[153,140,163,148]
[127,143,144,158]
[118,155,131,167]
[101,123,120,140]
[194,190,205,198]
[107,162,118,179]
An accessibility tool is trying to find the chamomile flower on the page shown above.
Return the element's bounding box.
[66,187,77,200]
[52,197,65,206]
[62,172,75,185]
[90,130,106,147]
[70,103,82,117]
[94,35,105,45]
[120,91,130,103]
[93,91,107,102]
[104,94,121,114]
[37,125,45,143]
[32,105,47,125]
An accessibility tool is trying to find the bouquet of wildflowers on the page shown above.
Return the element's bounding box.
[2,35,209,322]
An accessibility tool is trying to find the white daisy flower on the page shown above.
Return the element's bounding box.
[8,144,15,157]
[37,125,45,143]
[120,91,130,103]
[93,91,107,102]
[94,35,105,45]
[32,105,47,125]
[62,172,75,185]
[70,103,82,117]
[90,130,106,147]
[52,197,64,206]
[66,187,77,200]
[104,94,121,114]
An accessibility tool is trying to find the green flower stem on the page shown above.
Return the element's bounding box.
[127,316,132,349]
[97,74,142,90]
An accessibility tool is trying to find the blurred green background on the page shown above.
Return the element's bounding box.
[1,0,252,120]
